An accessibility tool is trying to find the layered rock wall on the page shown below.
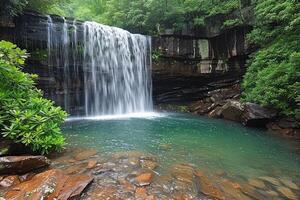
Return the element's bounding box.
[0,10,255,110]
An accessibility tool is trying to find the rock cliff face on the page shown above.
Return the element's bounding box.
[0,10,254,111]
[0,11,86,115]
[152,7,254,104]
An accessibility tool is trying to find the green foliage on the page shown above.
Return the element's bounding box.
[1,0,249,34]
[152,50,163,62]
[0,0,27,17]
[242,0,300,117]
[0,41,67,154]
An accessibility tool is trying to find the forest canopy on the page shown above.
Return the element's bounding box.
[2,0,251,34]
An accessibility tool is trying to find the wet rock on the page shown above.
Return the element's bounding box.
[128,157,140,167]
[0,175,20,187]
[218,100,244,122]
[87,160,97,169]
[280,179,299,190]
[74,149,97,161]
[86,186,117,200]
[259,176,281,186]
[278,118,299,129]
[5,169,93,200]
[18,172,35,182]
[140,159,158,170]
[112,151,144,160]
[277,186,297,200]
[118,178,135,191]
[215,170,227,177]
[93,167,113,175]
[170,164,195,184]
[194,170,204,178]
[65,163,87,175]
[0,156,51,175]
[197,176,224,200]
[248,178,266,189]
[173,193,193,200]
[158,143,172,151]
[242,103,277,127]
[135,172,153,186]
[240,184,268,200]
[208,106,223,118]
[136,187,147,193]
[265,190,279,198]
[0,139,29,156]
[220,179,251,200]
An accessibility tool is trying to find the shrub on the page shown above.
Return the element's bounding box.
[0,40,67,154]
[242,0,300,117]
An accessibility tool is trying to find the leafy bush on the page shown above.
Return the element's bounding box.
[242,0,300,117]
[0,40,67,154]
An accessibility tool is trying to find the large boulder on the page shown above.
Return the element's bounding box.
[5,169,93,200]
[218,100,244,122]
[0,156,51,175]
[242,103,277,127]
[0,139,30,156]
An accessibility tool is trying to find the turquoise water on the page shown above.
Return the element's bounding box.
[63,113,300,181]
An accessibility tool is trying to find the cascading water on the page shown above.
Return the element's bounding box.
[46,16,153,116]
[83,22,152,116]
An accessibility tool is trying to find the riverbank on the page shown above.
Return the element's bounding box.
[158,83,300,141]
[1,113,300,199]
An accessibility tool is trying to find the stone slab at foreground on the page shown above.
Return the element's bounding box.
[5,169,93,200]
[0,156,51,175]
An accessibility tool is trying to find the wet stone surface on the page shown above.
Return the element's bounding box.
[1,147,299,200]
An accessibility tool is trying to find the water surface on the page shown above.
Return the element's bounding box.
[63,113,299,181]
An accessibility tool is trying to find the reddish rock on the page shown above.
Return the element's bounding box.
[277,186,297,200]
[65,163,86,175]
[74,149,97,161]
[0,175,20,187]
[170,164,195,184]
[248,178,265,189]
[87,160,98,169]
[136,187,147,194]
[0,156,50,175]
[194,170,204,178]
[197,176,224,200]
[135,172,153,186]
[88,186,117,200]
[119,178,135,191]
[18,172,35,182]
[5,169,93,200]
[140,159,158,170]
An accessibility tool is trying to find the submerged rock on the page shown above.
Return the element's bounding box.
[259,176,281,186]
[135,172,153,186]
[248,178,266,189]
[0,156,51,175]
[5,169,93,200]
[87,160,98,169]
[280,179,299,190]
[0,175,20,187]
[140,159,158,170]
[277,186,298,200]
[170,164,195,184]
[242,103,277,127]
[197,176,224,200]
[74,149,97,161]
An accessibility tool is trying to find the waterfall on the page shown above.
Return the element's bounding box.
[83,22,152,116]
[46,16,153,116]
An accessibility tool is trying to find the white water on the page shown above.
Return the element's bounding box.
[83,22,153,116]
[46,16,153,117]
